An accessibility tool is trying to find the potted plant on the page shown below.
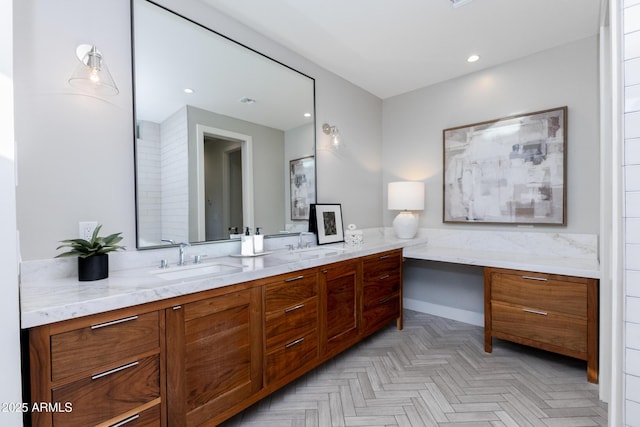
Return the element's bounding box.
[56,225,125,281]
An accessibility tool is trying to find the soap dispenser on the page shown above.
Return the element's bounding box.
[254,227,264,254]
[241,227,254,256]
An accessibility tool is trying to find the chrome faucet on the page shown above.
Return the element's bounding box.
[161,239,190,266]
[178,242,190,266]
[297,232,315,249]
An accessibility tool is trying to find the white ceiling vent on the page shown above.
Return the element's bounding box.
[450,0,474,8]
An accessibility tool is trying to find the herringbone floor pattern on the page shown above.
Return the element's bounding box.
[222,310,607,426]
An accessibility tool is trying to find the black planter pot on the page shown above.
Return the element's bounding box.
[78,254,109,281]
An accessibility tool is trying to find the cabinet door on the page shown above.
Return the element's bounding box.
[320,260,361,356]
[166,288,262,427]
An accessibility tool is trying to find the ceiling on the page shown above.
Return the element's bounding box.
[201,0,604,99]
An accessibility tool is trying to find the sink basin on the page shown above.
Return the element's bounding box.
[150,262,242,281]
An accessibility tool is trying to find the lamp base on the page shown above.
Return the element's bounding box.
[392,211,419,239]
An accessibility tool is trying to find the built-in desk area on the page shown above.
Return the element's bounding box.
[402,228,600,383]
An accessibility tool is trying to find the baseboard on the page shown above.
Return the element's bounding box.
[403,298,484,327]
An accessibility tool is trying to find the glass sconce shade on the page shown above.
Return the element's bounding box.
[68,45,119,96]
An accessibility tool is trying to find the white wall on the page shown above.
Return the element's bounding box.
[13,0,383,261]
[0,0,24,424]
[14,0,134,260]
[160,107,189,243]
[623,0,640,424]
[385,37,600,321]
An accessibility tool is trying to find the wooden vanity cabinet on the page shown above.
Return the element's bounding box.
[319,259,361,357]
[165,287,262,427]
[361,250,403,335]
[29,248,405,426]
[263,269,319,385]
[484,267,599,383]
[29,307,164,427]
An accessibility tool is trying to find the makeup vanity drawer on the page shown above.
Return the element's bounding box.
[484,267,598,383]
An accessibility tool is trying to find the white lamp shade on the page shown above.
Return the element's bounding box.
[388,181,425,211]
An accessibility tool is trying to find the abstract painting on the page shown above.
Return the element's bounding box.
[443,107,567,225]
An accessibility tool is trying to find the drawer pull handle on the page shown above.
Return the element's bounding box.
[522,275,548,281]
[285,275,305,282]
[522,308,548,316]
[92,361,139,380]
[110,414,140,427]
[285,337,305,348]
[91,315,138,330]
[379,274,390,280]
[379,296,393,304]
[285,303,305,313]
[173,305,182,310]
[379,255,390,260]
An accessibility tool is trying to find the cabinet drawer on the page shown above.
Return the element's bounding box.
[362,251,402,283]
[491,273,586,317]
[265,298,317,350]
[363,281,400,309]
[51,311,160,383]
[265,273,318,313]
[52,355,160,427]
[491,302,587,355]
[363,295,399,332]
[265,331,318,384]
[96,403,161,427]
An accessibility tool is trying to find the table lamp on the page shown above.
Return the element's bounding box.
[388,181,424,239]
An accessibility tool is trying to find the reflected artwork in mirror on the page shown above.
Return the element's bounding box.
[132,0,316,248]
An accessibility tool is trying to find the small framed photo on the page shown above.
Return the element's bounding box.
[309,204,344,245]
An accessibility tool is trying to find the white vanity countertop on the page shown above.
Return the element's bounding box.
[403,244,600,279]
[20,228,601,329]
[403,229,600,279]
[20,234,417,329]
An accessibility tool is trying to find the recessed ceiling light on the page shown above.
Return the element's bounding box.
[184,88,194,94]
[304,112,311,118]
[467,54,480,63]
[239,97,257,104]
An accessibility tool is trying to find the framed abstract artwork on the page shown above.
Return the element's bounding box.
[443,106,567,225]
[290,156,316,220]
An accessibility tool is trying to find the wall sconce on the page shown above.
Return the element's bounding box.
[388,181,425,239]
[68,44,119,96]
[322,123,342,149]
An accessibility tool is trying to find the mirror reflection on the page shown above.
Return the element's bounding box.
[133,0,316,248]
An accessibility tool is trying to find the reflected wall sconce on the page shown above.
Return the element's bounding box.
[388,181,425,239]
[68,44,119,96]
[322,123,342,149]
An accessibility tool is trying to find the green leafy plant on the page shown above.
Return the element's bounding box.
[56,225,125,258]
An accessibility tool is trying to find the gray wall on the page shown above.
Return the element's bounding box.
[384,37,600,322]
[13,0,383,260]
[187,105,285,238]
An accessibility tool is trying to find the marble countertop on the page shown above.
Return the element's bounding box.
[20,228,601,329]
[20,234,415,329]
[403,244,600,279]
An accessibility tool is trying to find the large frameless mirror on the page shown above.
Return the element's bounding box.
[132,0,316,248]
